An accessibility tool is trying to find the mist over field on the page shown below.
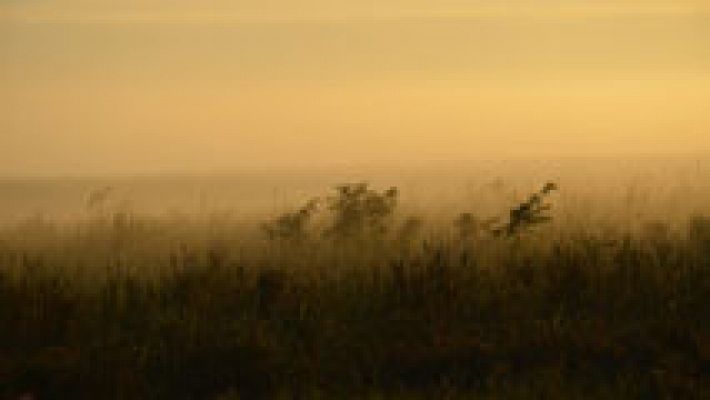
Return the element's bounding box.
[1,157,709,229]
[1,158,708,399]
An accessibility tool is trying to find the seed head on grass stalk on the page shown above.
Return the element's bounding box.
[491,181,558,237]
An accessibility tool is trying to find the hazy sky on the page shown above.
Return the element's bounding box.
[2,1,710,176]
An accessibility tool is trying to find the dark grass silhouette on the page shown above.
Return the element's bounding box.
[0,183,708,399]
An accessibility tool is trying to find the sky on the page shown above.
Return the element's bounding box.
[1,1,710,176]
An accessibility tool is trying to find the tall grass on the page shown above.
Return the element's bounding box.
[0,183,708,399]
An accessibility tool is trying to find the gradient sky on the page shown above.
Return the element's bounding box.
[1,1,710,176]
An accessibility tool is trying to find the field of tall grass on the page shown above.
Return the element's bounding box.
[0,177,708,399]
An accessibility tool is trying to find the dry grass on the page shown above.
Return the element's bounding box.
[0,183,708,399]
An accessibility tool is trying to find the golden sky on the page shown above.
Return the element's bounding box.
[1,1,709,175]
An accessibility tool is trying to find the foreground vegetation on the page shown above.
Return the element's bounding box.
[0,183,708,399]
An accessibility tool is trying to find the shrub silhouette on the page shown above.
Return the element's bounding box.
[324,182,399,240]
[262,183,405,243]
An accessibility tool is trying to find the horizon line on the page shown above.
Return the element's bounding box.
[2,153,709,181]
